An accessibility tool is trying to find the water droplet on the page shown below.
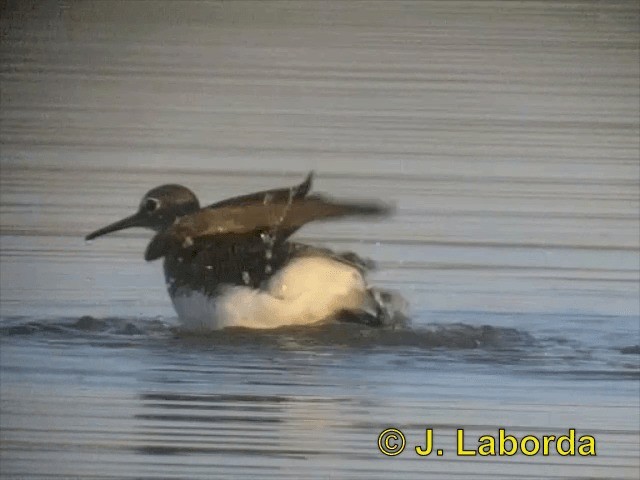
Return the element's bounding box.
[182,236,194,248]
[263,193,273,205]
[205,265,213,270]
[265,265,272,274]
[242,271,251,285]
[265,249,272,260]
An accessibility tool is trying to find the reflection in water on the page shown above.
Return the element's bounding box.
[136,393,292,457]
[1,314,638,478]
[0,315,535,350]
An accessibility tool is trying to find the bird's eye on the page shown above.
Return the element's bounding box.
[144,198,160,212]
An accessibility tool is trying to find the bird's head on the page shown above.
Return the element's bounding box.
[85,184,200,240]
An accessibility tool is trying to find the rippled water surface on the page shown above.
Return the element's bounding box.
[1,1,639,479]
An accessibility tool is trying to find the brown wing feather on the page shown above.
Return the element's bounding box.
[206,171,313,210]
[145,194,392,261]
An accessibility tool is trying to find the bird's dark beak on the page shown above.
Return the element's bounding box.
[85,211,146,241]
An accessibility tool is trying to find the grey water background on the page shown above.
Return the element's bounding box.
[1,1,639,478]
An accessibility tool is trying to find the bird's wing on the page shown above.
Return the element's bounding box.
[145,194,392,261]
[205,171,313,210]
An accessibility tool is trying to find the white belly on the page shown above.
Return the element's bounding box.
[170,256,369,330]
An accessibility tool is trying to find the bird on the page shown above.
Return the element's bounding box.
[85,172,408,330]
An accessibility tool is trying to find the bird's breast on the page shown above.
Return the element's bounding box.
[167,256,370,330]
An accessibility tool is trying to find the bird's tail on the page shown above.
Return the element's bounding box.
[338,288,410,328]
[368,288,410,327]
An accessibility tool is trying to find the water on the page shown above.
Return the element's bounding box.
[1,1,639,478]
